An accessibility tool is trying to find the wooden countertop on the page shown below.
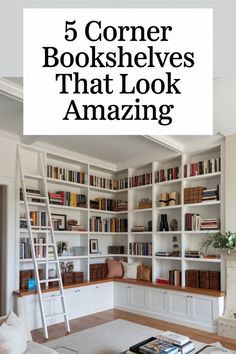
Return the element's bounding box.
[13,277,225,297]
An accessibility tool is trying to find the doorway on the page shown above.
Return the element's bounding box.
[0,185,7,315]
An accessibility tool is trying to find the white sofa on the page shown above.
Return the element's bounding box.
[0,297,57,354]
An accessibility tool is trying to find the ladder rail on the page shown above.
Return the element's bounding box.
[17,145,71,339]
[39,152,71,334]
[17,146,48,338]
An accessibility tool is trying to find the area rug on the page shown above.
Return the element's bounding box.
[46,319,204,354]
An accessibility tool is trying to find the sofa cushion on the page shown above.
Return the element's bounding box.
[0,322,27,354]
[106,259,123,278]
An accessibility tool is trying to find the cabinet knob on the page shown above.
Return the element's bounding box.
[96,286,99,288]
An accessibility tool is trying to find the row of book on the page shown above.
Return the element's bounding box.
[89,198,128,212]
[154,166,180,183]
[185,213,219,231]
[184,157,221,177]
[129,242,152,256]
[202,187,219,202]
[89,175,128,190]
[48,191,87,208]
[20,237,46,259]
[89,216,128,232]
[169,269,181,286]
[47,164,88,185]
[20,211,47,228]
[129,173,152,188]
[185,269,220,290]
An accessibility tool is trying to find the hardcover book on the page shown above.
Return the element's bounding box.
[139,338,179,354]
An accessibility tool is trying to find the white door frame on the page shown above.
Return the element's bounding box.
[0,175,16,314]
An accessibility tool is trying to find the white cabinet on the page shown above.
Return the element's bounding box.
[91,282,114,313]
[114,282,132,308]
[114,282,224,332]
[148,288,167,314]
[167,291,189,320]
[65,286,92,320]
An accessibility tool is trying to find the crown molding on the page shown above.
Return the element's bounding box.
[144,135,184,153]
[0,78,23,102]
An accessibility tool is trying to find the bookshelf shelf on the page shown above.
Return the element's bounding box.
[47,177,88,189]
[129,184,152,191]
[155,205,182,211]
[155,256,182,261]
[130,208,152,213]
[184,257,221,263]
[130,232,152,235]
[183,201,221,208]
[155,179,182,186]
[18,143,224,291]
[50,205,88,211]
[89,209,128,215]
[128,255,152,259]
[89,186,128,193]
[89,253,128,258]
[183,172,221,182]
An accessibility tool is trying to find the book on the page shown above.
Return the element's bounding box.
[139,338,179,354]
[155,336,194,354]
[158,332,189,346]
[129,337,157,354]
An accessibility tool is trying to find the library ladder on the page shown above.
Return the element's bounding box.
[17,145,70,339]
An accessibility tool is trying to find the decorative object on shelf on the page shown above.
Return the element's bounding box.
[159,214,169,231]
[185,269,221,290]
[201,231,236,254]
[90,262,108,280]
[28,278,36,290]
[155,251,172,257]
[170,219,178,231]
[148,220,152,232]
[131,225,148,232]
[51,214,67,231]
[60,262,66,273]
[90,239,98,254]
[159,193,169,207]
[107,245,125,254]
[66,261,74,272]
[71,246,86,256]
[57,241,72,256]
[172,236,180,257]
[185,250,201,258]
[168,192,179,206]
[138,198,152,209]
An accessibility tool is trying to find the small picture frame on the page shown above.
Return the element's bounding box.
[51,214,67,231]
[90,239,98,254]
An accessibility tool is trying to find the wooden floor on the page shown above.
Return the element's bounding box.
[32,309,236,350]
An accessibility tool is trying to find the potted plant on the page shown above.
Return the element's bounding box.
[201,231,236,254]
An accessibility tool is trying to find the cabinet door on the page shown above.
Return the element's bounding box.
[168,292,190,319]
[114,282,132,308]
[190,295,216,325]
[65,286,92,319]
[92,282,114,312]
[131,285,148,311]
[149,288,167,314]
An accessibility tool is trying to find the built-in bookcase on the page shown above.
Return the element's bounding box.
[17,143,224,290]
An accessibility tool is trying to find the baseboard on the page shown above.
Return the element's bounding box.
[114,305,217,333]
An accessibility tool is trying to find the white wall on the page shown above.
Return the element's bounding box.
[225,134,236,231]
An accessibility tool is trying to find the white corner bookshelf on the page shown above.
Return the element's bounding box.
[17,143,225,291]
